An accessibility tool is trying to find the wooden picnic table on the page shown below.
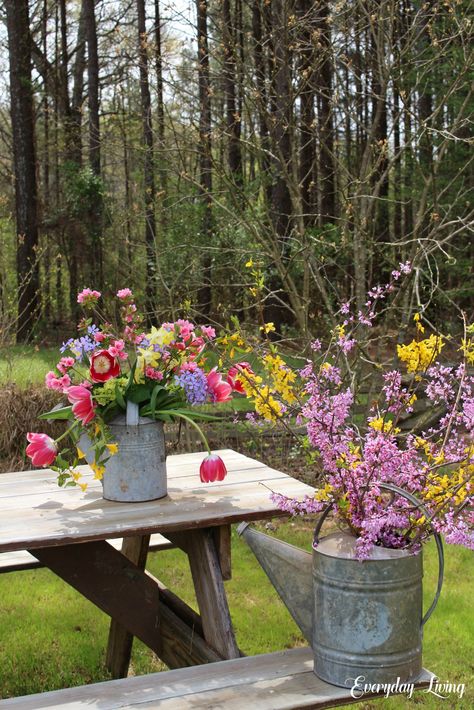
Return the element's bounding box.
[0,448,434,708]
[0,448,314,678]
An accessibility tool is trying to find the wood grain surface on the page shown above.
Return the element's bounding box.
[0,450,314,552]
[0,647,434,709]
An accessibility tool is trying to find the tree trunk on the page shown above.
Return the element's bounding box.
[137,0,157,319]
[252,0,271,205]
[222,0,242,184]
[5,0,40,342]
[316,2,335,223]
[297,0,317,226]
[196,0,213,317]
[84,0,103,287]
[264,0,293,334]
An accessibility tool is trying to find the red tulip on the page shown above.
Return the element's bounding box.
[200,454,227,483]
[207,368,232,403]
[67,385,96,425]
[26,433,58,467]
[227,361,254,394]
[90,350,120,383]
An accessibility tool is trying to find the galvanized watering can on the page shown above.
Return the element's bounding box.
[79,401,167,502]
[238,483,444,688]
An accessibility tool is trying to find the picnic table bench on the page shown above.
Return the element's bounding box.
[0,648,434,709]
[0,449,432,708]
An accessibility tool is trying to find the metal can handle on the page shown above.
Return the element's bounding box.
[126,400,140,427]
[313,482,444,628]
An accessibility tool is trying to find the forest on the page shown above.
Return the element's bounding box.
[0,0,472,346]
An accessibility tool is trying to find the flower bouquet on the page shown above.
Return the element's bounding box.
[26,288,239,496]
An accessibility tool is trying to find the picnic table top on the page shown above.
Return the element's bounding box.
[0,449,314,553]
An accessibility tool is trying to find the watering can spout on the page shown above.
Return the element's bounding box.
[237,523,313,644]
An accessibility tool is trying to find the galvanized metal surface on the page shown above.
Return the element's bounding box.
[79,405,167,502]
[312,531,423,687]
[239,482,444,690]
[237,523,313,643]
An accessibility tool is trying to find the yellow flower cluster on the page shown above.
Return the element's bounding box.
[135,326,176,377]
[237,353,297,422]
[253,385,283,421]
[315,483,334,502]
[413,312,425,334]
[423,467,471,507]
[71,470,88,492]
[414,437,445,465]
[263,354,297,404]
[91,462,105,480]
[368,417,400,434]
[460,337,474,365]
[397,334,444,373]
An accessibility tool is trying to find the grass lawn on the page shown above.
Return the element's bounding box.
[0,520,472,708]
[0,346,58,387]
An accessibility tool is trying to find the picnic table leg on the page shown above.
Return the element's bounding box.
[105,534,150,678]
[169,526,239,659]
[28,540,222,670]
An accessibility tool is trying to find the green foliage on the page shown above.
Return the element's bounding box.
[62,163,105,221]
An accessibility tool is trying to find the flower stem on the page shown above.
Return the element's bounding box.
[55,419,80,445]
[163,411,211,454]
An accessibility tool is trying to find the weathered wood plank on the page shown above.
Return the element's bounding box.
[0,533,174,574]
[0,450,265,491]
[212,524,232,581]
[0,476,313,553]
[27,541,162,658]
[0,462,286,506]
[106,535,151,678]
[149,573,204,638]
[26,540,224,669]
[0,648,434,709]
[183,528,240,659]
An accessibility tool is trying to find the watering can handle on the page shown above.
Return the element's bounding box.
[313,482,444,628]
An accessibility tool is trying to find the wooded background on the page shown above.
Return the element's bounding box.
[0,0,472,345]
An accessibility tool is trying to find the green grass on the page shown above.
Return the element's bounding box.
[0,521,472,707]
[0,346,58,387]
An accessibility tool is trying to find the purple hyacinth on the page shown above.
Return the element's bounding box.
[175,367,208,405]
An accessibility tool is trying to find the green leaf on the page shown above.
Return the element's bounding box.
[127,384,152,404]
[102,403,122,422]
[38,406,73,421]
[115,382,126,410]
[150,384,164,417]
[124,360,137,394]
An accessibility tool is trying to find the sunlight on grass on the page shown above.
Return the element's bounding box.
[0,521,472,706]
[0,346,58,388]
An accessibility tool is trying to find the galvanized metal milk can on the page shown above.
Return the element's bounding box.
[80,401,167,502]
[312,484,444,686]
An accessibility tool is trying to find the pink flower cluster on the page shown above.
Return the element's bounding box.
[77,288,101,305]
[293,353,474,558]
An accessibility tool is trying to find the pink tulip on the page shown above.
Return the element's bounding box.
[26,433,58,467]
[67,385,96,425]
[207,368,232,403]
[227,361,254,394]
[200,454,227,483]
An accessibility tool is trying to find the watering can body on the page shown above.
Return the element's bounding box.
[238,517,442,689]
[312,532,423,686]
